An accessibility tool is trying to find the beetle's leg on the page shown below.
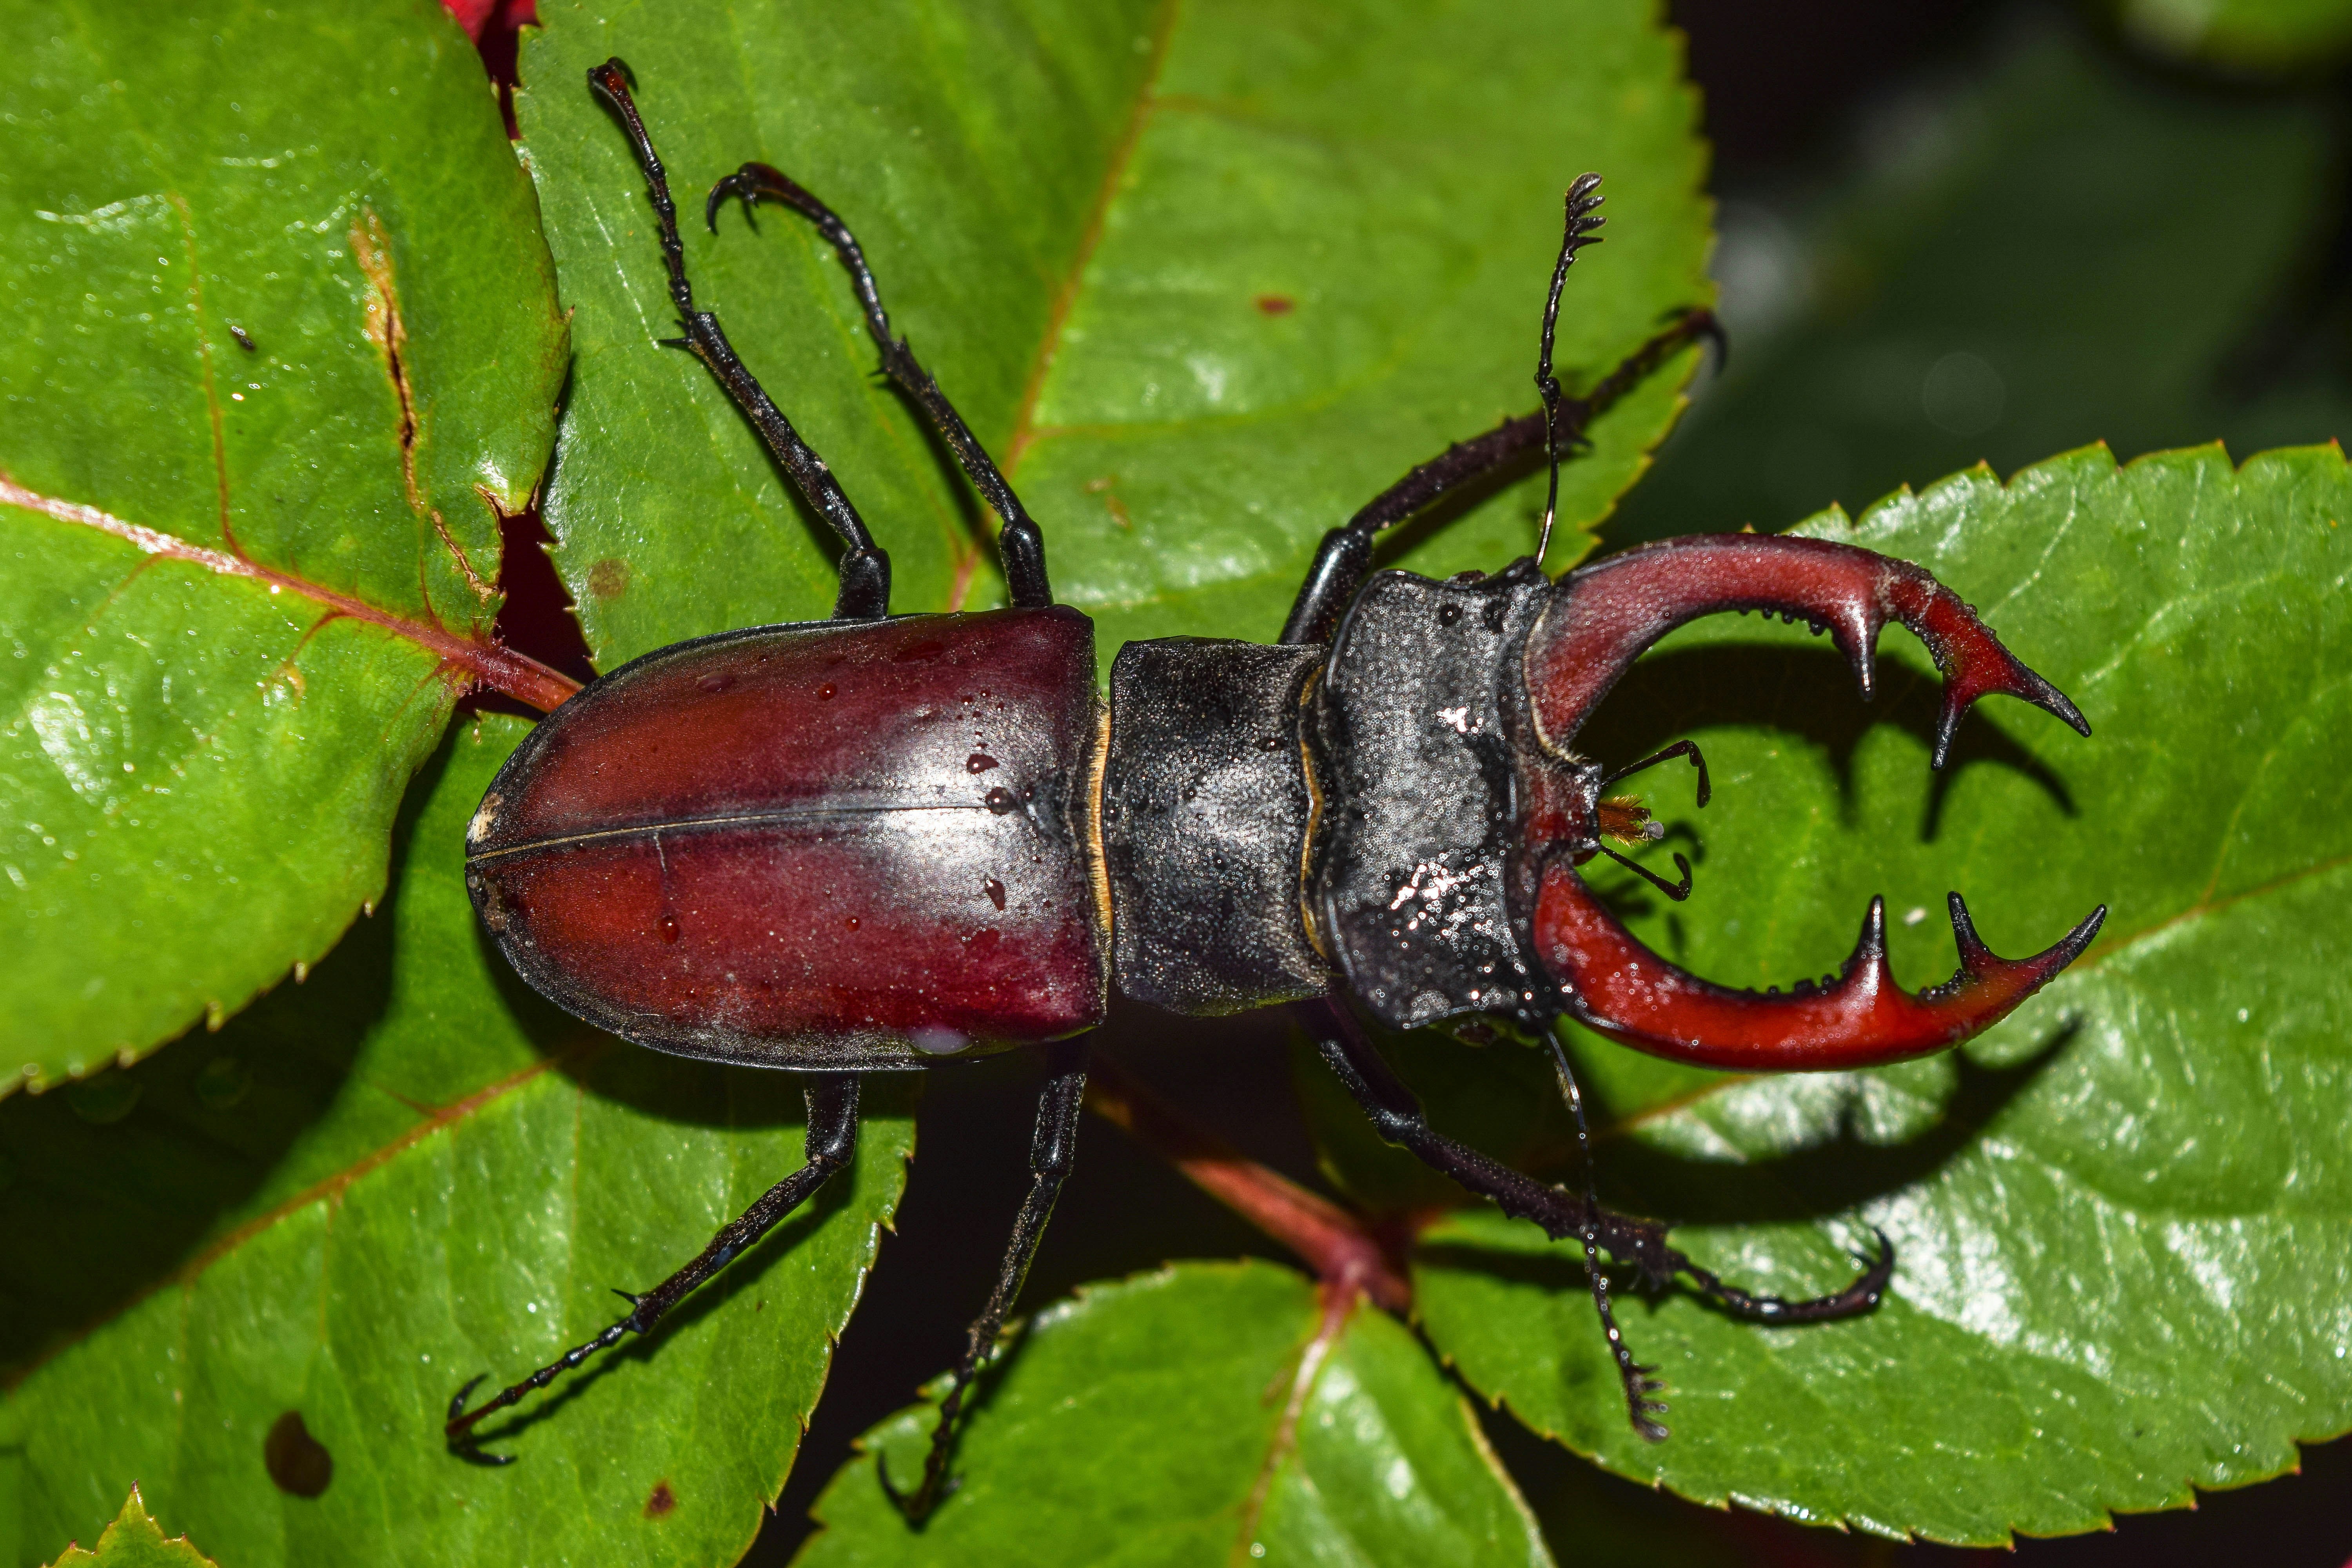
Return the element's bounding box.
[708,163,1052,609]
[443,1074,860,1463]
[1294,1001,1890,1442]
[587,60,891,618]
[883,1037,1089,1525]
[1281,176,1722,643]
[1281,306,1719,642]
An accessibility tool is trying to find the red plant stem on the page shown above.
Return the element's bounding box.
[1083,1056,1410,1312]
[2,473,581,715]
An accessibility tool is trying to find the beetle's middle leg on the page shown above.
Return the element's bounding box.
[1294,1001,1892,1442]
[588,60,892,619]
[443,1073,861,1463]
[709,162,1054,610]
[883,1036,1090,1524]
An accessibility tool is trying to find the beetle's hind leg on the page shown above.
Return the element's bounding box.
[1295,1001,1889,1442]
[709,162,1053,609]
[882,1037,1089,1524]
[586,60,891,618]
[443,1075,860,1463]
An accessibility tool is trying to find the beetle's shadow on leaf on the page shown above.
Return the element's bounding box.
[1575,642,2078,836]
[1,744,430,1372]
[1416,1021,2080,1303]
[1613,1020,2077,1228]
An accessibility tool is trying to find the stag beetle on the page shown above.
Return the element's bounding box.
[445,58,2104,1520]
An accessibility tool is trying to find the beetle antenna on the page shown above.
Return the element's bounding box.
[1534,174,1606,570]
[1545,1033,1669,1440]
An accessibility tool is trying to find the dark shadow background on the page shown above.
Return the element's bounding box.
[743,1,2352,1561]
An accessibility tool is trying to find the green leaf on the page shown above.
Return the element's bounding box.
[42,1489,216,1568]
[1366,443,2350,1544]
[2112,0,2352,69]
[1610,20,2352,548]
[797,1261,1552,1567]
[0,0,568,1090]
[515,0,1710,672]
[2,716,915,1568]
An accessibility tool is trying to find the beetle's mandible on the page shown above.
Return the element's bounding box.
[444,59,2104,1520]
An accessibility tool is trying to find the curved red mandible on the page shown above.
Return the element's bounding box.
[1538,877,2103,1069]
[1526,532,2087,764]
[1522,534,2103,1069]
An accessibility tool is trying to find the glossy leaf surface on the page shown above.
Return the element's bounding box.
[0,0,568,1090]
[2,718,916,1568]
[1326,443,2350,1544]
[517,0,1710,673]
[40,1490,216,1568]
[797,1262,1552,1567]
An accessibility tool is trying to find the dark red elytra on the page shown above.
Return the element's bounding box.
[465,608,1104,1069]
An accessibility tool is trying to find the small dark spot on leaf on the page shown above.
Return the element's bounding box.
[587,557,632,600]
[984,877,1007,911]
[645,1479,677,1518]
[966,751,998,774]
[1254,293,1295,316]
[265,1411,333,1498]
[228,323,258,352]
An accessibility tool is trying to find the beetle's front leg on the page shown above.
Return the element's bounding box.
[1295,1002,1890,1442]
